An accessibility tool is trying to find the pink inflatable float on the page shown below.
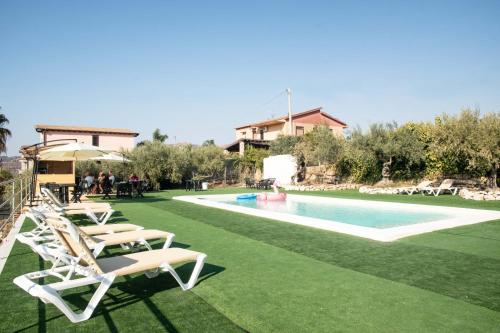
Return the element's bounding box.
[257,192,287,201]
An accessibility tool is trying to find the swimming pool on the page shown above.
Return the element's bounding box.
[174,194,500,242]
[227,197,452,229]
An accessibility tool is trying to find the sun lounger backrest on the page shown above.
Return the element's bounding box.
[45,218,78,256]
[440,179,454,189]
[45,218,104,275]
[41,187,64,207]
[417,180,432,188]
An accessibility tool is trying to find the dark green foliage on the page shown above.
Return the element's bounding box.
[0,113,12,154]
[236,146,270,175]
[294,125,343,167]
[0,168,13,182]
[77,140,227,188]
[269,135,301,155]
[334,110,499,184]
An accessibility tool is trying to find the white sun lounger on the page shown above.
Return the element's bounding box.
[40,188,115,225]
[17,214,175,262]
[13,218,206,323]
[17,208,144,247]
[398,180,433,195]
[422,179,459,196]
[41,187,111,210]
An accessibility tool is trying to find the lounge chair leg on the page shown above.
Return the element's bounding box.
[85,209,114,225]
[13,273,115,323]
[160,254,207,290]
[162,234,175,249]
[85,208,99,224]
[97,210,115,224]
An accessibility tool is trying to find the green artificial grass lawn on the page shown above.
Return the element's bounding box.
[1,188,500,332]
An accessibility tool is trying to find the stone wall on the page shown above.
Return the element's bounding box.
[284,183,360,191]
[459,188,500,201]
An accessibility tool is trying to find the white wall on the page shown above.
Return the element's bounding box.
[263,154,297,185]
[44,132,135,151]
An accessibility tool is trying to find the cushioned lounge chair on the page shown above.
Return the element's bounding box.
[13,218,206,323]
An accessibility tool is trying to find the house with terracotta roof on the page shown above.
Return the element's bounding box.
[35,124,139,151]
[225,107,347,155]
[21,125,139,191]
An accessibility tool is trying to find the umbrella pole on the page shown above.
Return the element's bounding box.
[30,151,39,206]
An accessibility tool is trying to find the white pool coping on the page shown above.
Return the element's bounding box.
[173,194,500,242]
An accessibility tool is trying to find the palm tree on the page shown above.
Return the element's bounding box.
[152,129,168,143]
[0,111,11,154]
[136,128,168,147]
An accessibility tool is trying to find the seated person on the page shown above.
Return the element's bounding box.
[108,171,115,186]
[129,173,139,183]
[84,172,95,193]
[98,172,108,194]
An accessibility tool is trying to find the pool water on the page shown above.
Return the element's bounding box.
[224,198,451,229]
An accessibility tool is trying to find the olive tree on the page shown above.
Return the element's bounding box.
[269,135,301,155]
[430,109,485,178]
[128,141,176,188]
[191,143,226,180]
[473,112,500,188]
[294,125,343,167]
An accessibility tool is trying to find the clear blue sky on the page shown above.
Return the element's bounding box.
[1,1,499,154]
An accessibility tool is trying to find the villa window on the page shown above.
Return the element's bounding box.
[92,135,99,146]
[241,131,246,138]
[296,126,305,136]
[37,161,73,174]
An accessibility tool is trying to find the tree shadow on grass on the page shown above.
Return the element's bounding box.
[19,263,225,333]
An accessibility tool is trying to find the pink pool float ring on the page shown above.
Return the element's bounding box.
[257,192,287,201]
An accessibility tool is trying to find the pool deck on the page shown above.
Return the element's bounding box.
[174,193,500,242]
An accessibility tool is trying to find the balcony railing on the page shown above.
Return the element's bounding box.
[0,172,32,238]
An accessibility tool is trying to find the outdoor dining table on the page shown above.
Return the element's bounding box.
[116,181,144,198]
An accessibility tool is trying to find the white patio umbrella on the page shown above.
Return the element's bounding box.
[39,142,109,161]
[90,152,131,163]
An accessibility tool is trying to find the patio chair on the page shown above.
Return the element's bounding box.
[13,218,207,323]
[258,178,275,190]
[422,179,459,196]
[245,177,256,188]
[398,180,433,195]
[70,181,84,203]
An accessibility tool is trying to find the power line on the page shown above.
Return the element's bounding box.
[255,89,287,119]
[258,89,287,109]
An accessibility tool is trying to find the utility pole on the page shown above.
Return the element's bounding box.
[286,88,293,135]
